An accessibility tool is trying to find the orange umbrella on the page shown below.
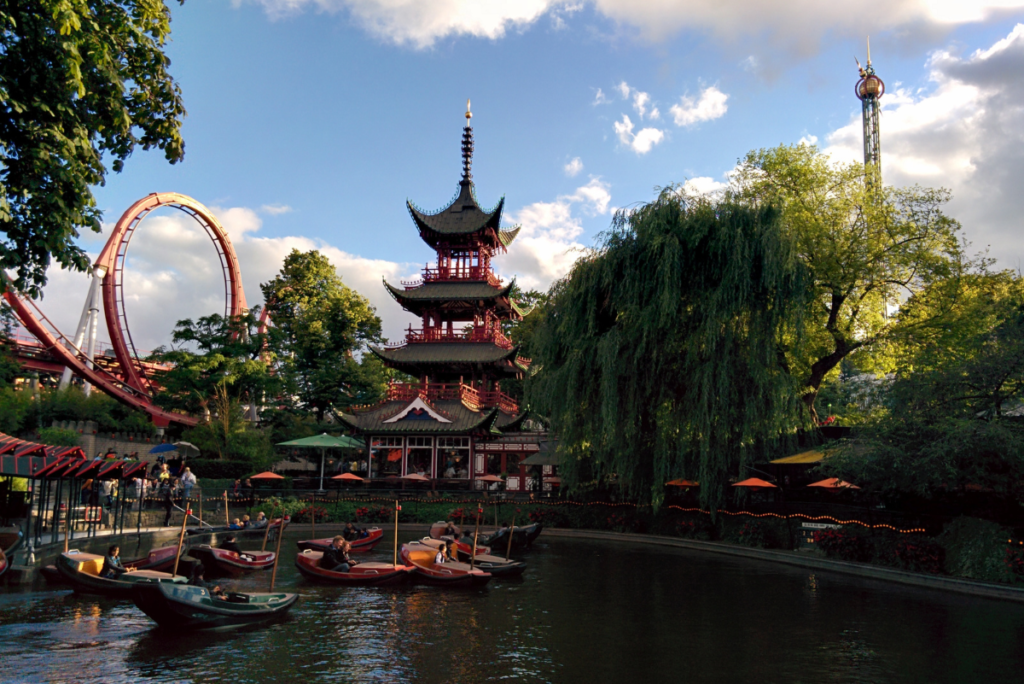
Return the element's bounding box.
[543,476,562,484]
[401,473,431,482]
[249,471,284,480]
[331,472,364,481]
[666,479,700,487]
[477,474,503,483]
[732,477,777,492]
[807,478,859,490]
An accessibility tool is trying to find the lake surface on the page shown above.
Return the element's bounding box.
[1,533,1023,683]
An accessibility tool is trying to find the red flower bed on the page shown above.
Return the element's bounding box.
[355,506,392,523]
[813,528,872,562]
[293,506,330,524]
[883,535,944,574]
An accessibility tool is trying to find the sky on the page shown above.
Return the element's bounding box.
[35,0,1024,352]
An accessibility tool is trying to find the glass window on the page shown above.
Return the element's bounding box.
[406,436,433,476]
[371,437,403,477]
[436,437,470,478]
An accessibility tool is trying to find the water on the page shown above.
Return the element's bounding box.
[2,533,1023,683]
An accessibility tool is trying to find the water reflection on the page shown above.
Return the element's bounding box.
[1,535,1023,683]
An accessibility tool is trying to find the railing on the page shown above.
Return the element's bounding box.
[385,381,519,414]
[392,325,514,350]
[421,266,502,287]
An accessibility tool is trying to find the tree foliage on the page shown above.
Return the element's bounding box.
[261,249,387,422]
[150,309,277,417]
[180,384,274,469]
[728,145,966,418]
[529,191,809,508]
[0,1,186,295]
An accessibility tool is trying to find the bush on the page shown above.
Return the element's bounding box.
[726,518,785,549]
[814,527,873,562]
[355,506,393,523]
[528,508,570,528]
[674,517,714,541]
[293,505,330,524]
[37,427,80,446]
[940,517,1017,584]
[880,535,944,574]
[606,511,642,533]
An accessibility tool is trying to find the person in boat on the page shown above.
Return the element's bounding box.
[240,514,251,528]
[228,518,243,530]
[101,545,132,579]
[189,563,226,599]
[342,522,359,542]
[320,536,356,573]
[434,541,455,565]
[251,512,267,528]
[219,535,242,554]
[460,530,476,547]
[442,522,458,538]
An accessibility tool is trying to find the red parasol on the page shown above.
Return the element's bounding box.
[477,474,503,483]
[331,472,364,481]
[401,473,431,482]
[807,478,859,490]
[732,477,778,492]
[249,471,284,480]
[666,479,700,487]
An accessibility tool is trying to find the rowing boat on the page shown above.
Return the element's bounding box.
[294,549,412,585]
[42,543,183,585]
[296,527,384,553]
[400,541,491,587]
[55,550,186,597]
[188,545,275,577]
[132,582,298,629]
[415,538,526,577]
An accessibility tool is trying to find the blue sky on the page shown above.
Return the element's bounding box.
[41,1,1024,349]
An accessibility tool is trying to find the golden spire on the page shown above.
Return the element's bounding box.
[465,98,472,126]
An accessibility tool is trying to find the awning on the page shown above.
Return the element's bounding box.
[770,450,826,464]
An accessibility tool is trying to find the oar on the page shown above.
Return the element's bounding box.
[63,500,70,554]
[471,504,481,570]
[505,512,516,562]
[269,510,286,591]
[393,500,400,568]
[310,494,316,541]
[171,502,191,578]
[261,505,276,552]
[223,490,229,527]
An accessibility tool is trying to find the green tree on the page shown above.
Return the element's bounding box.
[825,276,1024,500]
[728,144,966,419]
[0,1,186,296]
[530,192,808,508]
[180,384,274,469]
[502,285,548,404]
[150,309,277,418]
[261,249,387,422]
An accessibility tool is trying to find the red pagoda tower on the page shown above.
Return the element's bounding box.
[339,103,538,487]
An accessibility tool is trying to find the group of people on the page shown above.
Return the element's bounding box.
[228,512,268,530]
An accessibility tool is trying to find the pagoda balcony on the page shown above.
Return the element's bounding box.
[393,325,515,350]
[401,266,502,288]
[386,381,519,414]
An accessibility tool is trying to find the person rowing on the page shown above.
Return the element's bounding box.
[189,563,226,599]
[219,535,242,554]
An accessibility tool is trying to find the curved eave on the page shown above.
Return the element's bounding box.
[383,279,515,305]
[338,407,501,437]
[510,299,535,318]
[498,225,521,248]
[498,409,530,433]
[406,195,506,246]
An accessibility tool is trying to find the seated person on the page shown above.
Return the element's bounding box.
[228,518,243,530]
[189,563,226,599]
[460,530,476,547]
[219,535,242,554]
[251,512,268,528]
[240,514,251,528]
[443,464,457,478]
[342,522,359,542]
[434,541,455,565]
[320,537,355,573]
[441,522,458,539]
[101,545,132,579]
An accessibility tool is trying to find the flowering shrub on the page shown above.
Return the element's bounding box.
[354,506,393,523]
[293,506,330,524]
[675,518,713,541]
[528,508,569,528]
[813,528,872,562]
[606,512,642,533]
[1004,545,1024,581]
[882,535,944,574]
[448,507,467,522]
[734,520,780,549]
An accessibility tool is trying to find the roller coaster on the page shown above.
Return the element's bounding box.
[1,193,249,428]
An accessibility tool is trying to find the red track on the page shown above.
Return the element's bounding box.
[2,193,249,427]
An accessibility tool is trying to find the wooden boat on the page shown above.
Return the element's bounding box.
[483,522,543,550]
[296,527,384,553]
[0,547,8,579]
[415,538,526,577]
[0,526,23,555]
[294,549,412,585]
[186,516,290,537]
[55,550,186,597]
[428,521,462,539]
[188,545,276,577]
[132,582,298,629]
[42,543,182,585]
[400,541,491,587]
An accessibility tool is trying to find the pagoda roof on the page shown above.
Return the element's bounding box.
[338,397,503,436]
[369,342,527,376]
[384,279,513,303]
[407,182,513,249]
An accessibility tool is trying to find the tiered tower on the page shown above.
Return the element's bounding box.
[856,38,885,183]
[339,102,535,486]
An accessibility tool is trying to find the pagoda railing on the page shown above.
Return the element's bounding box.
[401,266,501,288]
[386,381,519,414]
[391,325,515,350]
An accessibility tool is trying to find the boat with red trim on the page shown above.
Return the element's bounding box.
[415,538,526,577]
[296,527,384,553]
[55,550,186,597]
[42,543,183,585]
[400,541,491,587]
[294,549,412,585]
[188,545,276,577]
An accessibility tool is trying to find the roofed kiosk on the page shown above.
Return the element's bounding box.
[338,102,538,487]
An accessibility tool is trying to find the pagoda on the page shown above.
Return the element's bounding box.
[339,102,539,488]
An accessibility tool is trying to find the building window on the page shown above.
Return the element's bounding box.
[436,437,470,478]
[371,437,403,477]
[406,436,433,476]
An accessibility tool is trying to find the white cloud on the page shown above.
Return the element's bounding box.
[669,86,729,126]
[237,1,1024,54]
[682,176,728,196]
[615,80,631,99]
[499,178,612,289]
[564,157,584,176]
[593,87,610,105]
[613,114,665,154]
[798,134,818,146]
[260,204,293,215]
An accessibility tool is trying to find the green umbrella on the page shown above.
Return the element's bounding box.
[276,433,364,491]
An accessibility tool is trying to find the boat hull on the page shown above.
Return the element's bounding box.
[296,528,384,553]
[189,545,275,578]
[56,551,185,597]
[483,523,543,550]
[400,543,491,587]
[294,551,411,585]
[132,582,297,629]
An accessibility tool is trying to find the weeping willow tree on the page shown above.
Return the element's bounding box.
[529,190,810,509]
